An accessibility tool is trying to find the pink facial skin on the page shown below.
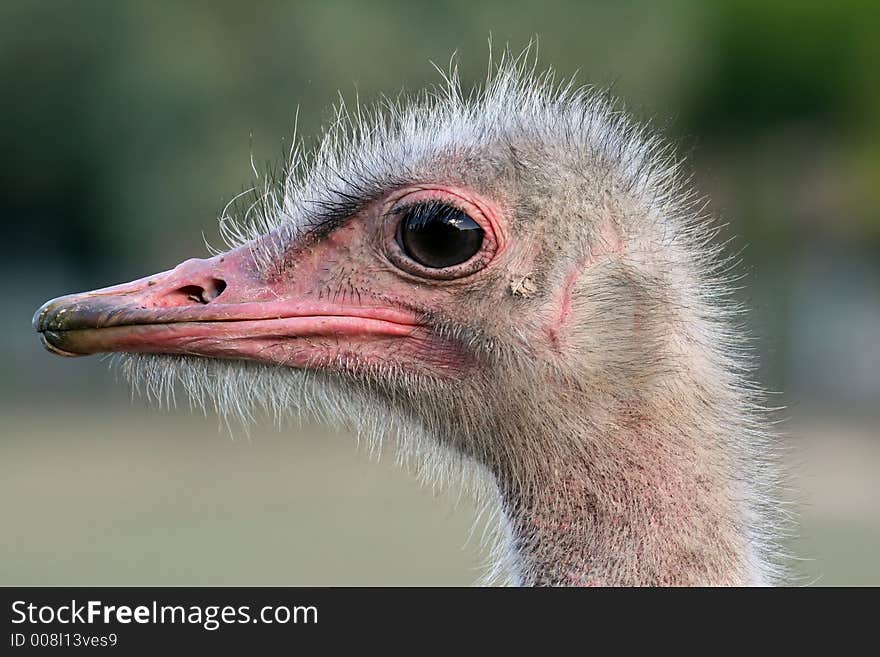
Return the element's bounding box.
[546,214,625,350]
[33,185,507,378]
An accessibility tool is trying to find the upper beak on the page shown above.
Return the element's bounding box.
[33,246,419,366]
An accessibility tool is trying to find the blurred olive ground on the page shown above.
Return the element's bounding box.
[1,402,877,586]
[0,402,480,586]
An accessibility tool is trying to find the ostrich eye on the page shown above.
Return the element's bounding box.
[395,201,484,269]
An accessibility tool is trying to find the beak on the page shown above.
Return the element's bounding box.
[33,246,419,367]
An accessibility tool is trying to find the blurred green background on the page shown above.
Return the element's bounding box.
[1,0,878,585]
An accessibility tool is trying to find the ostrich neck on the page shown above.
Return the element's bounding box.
[492,392,759,586]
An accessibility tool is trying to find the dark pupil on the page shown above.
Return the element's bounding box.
[397,202,484,269]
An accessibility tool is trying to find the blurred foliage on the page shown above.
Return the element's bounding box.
[2,0,878,281]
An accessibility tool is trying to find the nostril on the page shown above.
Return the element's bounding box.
[207,278,227,301]
[178,285,209,304]
[173,279,227,305]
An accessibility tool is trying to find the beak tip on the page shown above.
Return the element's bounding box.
[34,296,87,357]
[38,330,84,358]
[33,298,54,332]
[33,296,67,333]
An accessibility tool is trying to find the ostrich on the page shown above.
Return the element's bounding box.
[33,56,786,586]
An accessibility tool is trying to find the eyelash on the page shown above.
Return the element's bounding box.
[393,200,469,232]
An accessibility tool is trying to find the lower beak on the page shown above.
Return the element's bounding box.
[33,250,419,367]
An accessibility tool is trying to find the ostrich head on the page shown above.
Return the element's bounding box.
[34,56,784,586]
